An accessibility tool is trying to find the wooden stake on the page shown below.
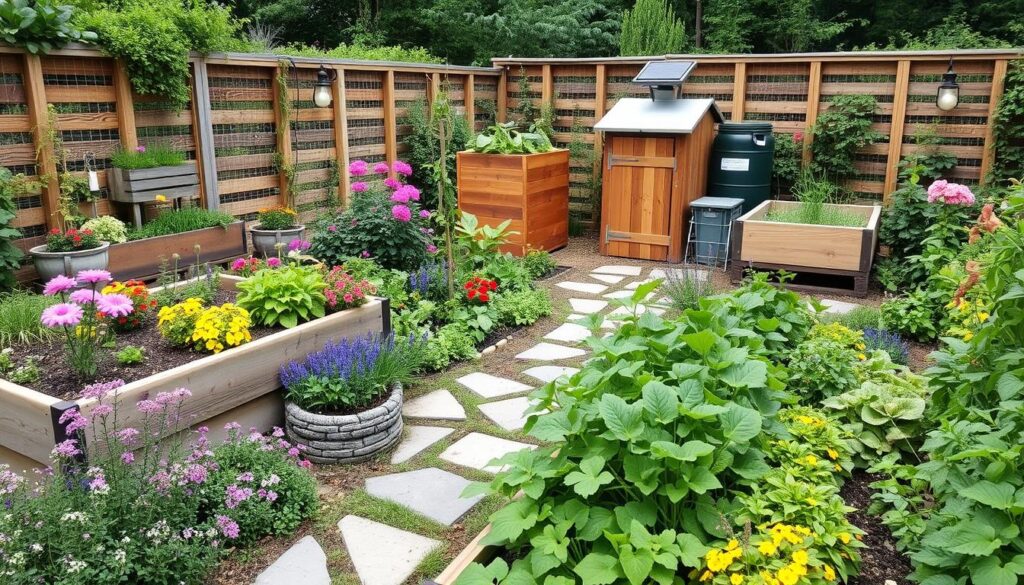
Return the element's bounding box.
[465,73,476,131]
[802,61,822,166]
[332,68,350,207]
[112,60,138,151]
[496,69,508,123]
[383,70,398,176]
[731,62,747,121]
[271,64,293,208]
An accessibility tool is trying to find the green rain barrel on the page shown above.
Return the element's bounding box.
[706,122,775,212]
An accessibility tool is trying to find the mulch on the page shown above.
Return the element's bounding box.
[843,472,914,585]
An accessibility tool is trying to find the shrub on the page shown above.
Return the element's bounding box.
[772,132,803,197]
[862,328,909,365]
[455,211,517,270]
[662,269,717,311]
[786,338,861,402]
[115,345,145,365]
[191,303,251,353]
[81,215,129,244]
[809,94,881,182]
[421,323,478,371]
[101,279,156,332]
[128,207,235,240]
[257,206,299,230]
[324,266,376,312]
[492,288,551,326]
[818,305,881,332]
[0,291,56,346]
[522,248,556,279]
[157,297,205,346]
[0,0,96,54]
[279,333,425,412]
[110,144,186,170]
[767,406,855,481]
[481,254,533,292]
[236,265,326,328]
[0,167,34,290]
[880,292,937,342]
[45,227,102,251]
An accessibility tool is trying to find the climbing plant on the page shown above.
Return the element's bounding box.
[989,59,1024,186]
[809,95,881,185]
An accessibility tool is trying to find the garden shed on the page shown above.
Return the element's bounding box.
[595,62,724,262]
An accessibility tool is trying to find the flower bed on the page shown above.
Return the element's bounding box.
[106,221,247,281]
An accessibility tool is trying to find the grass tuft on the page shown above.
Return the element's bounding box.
[0,291,57,346]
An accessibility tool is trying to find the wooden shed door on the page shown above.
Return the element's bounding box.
[603,136,676,260]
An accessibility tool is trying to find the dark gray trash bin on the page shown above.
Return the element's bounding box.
[688,196,744,266]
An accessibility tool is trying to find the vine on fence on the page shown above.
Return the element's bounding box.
[989,59,1024,187]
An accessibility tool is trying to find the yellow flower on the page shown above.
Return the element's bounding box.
[792,550,809,566]
[730,574,744,585]
[978,312,989,321]
[699,570,713,582]
[727,539,739,551]
[758,539,778,556]
[796,415,814,425]
[963,331,974,341]
[794,526,811,536]
[838,532,851,544]
[777,565,800,585]
[855,342,865,350]
[823,565,836,581]
[835,463,842,471]
[804,455,818,466]
[806,497,818,506]
[857,353,867,360]
[826,448,838,460]
[155,194,168,202]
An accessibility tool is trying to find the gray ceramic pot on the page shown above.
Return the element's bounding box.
[29,241,110,282]
[249,225,305,257]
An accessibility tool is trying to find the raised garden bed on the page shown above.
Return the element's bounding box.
[456,150,570,256]
[0,275,388,465]
[108,221,247,281]
[729,199,881,297]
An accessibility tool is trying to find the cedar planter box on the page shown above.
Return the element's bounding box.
[0,275,388,466]
[107,221,247,281]
[729,200,881,297]
[456,150,569,256]
[107,162,200,204]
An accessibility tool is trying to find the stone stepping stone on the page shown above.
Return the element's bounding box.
[523,365,579,384]
[556,281,608,295]
[593,265,643,276]
[255,535,330,585]
[650,268,710,282]
[543,323,592,343]
[515,342,586,361]
[391,425,455,464]
[590,273,625,284]
[456,372,532,399]
[403,390,466,421]
[478,396,539,431]
[624,279,656,290]
[365,468,482,526]
[566,313,585,321]
[605,289,651,300]
[439,432,535,473]
[819,298,862,314]
[338,515,440,585]
[609,305,666,317]
[569,298,608,313]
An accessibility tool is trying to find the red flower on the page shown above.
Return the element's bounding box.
[50,228,60,235]
[488,280,497,291]
[479,293,490,302]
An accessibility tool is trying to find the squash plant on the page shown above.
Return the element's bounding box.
[458,282,799,585]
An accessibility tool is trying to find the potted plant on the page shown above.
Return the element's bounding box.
[250,206,304,257]
[456,122,569,256]
[279,332,424,464]
[29,227,109,281]
[107,145,198,228]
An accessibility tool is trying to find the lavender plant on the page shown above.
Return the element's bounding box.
[862,328,910,365]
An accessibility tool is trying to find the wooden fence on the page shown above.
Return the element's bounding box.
[1,46,1019,259]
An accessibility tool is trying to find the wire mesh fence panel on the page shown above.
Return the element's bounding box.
[744,62,810,136]
[0,54,45,254]
[506,65,544,125]
[473,76,498,132]
[207,64,279,220]
[286,67,339,221]
[345,70,388,186]
[394,71,429,158]
[683,63,735,119]
[605,64,646,111]
[132,64,198,207]
[552,65,597,146]
[446,74,466,118]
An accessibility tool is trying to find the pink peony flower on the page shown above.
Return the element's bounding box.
[390,191,410,204]
[230,258,247,271]
[267,257,282,268]
[43,275,77,296]
[419,209,430,219]
[393,161,413,176]
[69,288,101,304]
[351,181,368,193]
[395,185,420,201]
[76,269,112,285]
[927,179,976,206]
[426,243,438,254]
[41,303,83,328]
[373,162,390,174]
[97,294,134,317]
[384,177,401,189]
[348,160,368,176]
[392,205,412,222]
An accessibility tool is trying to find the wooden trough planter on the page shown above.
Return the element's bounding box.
[456,150,570,256]
[107,162,201,228]
[107,221,248,282]
[0,275,389,467]
[728,200,881,297]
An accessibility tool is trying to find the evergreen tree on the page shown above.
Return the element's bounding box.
[619,0,686,56]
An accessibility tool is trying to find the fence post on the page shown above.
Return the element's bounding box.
[496,68,507,123]
[980,59,1009,186]
[731,62,746,121]
[883,60,911,202]
[332,68,349,207]
[542,64,553,107]
[802,61,822,166]
[271,64,293,207]
[112,60,137,150]
[191,59,219,210]
[22,54,61,230]
[465,73,476,130]
[383,70,397,176]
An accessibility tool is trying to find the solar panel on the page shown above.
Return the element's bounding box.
[632,61,696,86]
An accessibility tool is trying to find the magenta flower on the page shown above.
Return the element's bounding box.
[287,239,311,252]
[97,294,134,317]
[419,209,431,219]
[43,275,77,296]
[52,439,81,458]
[230,258,247,271]
[76,269,112,285]
[361,250,370,258]
[427,243,438,254]
[390,191,410,204]
[41,303,83,328]
[927,179,976,206]
[216,515,240,539]
[136,399,161,414]
[69,288,100,304]
[348,160,368,176]
[59,408,88,434]
[135,145,146,153]
[384,177,401,190]
[267,257,282,268]
[116,427,140,445]
[392,204,412,222]
[327,225,337,232]
[80,379,125,400]
[91,404,113,419]
[373,162,390,174]
[88,475,108,492]
[120,452,134,464]
[393,160,413,176]
[351,181,368,193]
[395,185,420,201]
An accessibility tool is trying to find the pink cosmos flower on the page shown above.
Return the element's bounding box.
[419,209,430,219]
[351,181,368,193]
[348,160,368,176]
[384,177,401,189]
[69,288,101,304]
[267,257,282,268]
[97,293,134,317]
[43,275,77,296]
[41,303,84,328]
[373,162,390,174]
[393,161,413,176]
[392,204,412,222]
[76,269,112,285]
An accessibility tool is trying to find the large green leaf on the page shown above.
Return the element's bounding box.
[564,456,614,497]
[961,481,1015,511]
[484,500,538,545]
[599,394,645,441]
[721,360,767,389]
[642,381,680,423]
[719,404,763,444]
[619,546,654,585]
[650,440,715,462]
[573,552,621,585]
[681,330,717,356]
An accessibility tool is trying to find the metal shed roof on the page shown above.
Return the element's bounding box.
[594,98,724,134]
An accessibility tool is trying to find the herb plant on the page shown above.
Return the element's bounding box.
[115,345,145,365]
[662,269,717,312]
[128,207,235,240]
[80,215,128,244]
[236,265,326,329]
[492,288,551,326]
[256,206,299,230]
[466,122,553,154]
[0,290,55,345]
[110,144,186,169]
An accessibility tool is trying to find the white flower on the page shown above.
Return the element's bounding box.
[60,511,87,523]
[66,558,87,573]
[30,543,42,553]
[113,549,126,564]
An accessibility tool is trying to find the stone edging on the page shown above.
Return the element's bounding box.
[285,383,403,464]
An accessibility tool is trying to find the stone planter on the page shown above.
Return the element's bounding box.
[250,225,306,257]
[29,241,110,281]
[285,383,403,464]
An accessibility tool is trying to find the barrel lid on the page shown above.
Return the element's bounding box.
[691,196,745,209]
[717,122,773,133]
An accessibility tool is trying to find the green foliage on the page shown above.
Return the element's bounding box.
[881,290,938,342]
[990,60,1024,185]
[452,302,498,343]
[401,96,471,211]
[818,305,881,332]
[809,95,881,182]
[661,269,716,312]
[110,144,186,170]
[128,207,236,240]
[455,211,517,270]
[0,0,95,54]
[899,126,957,184]
[0,167,32,291]
[277,42,440,63]
[81,215,128,244]
[861,13,1013,50]
[256,206,299,230]
[522,249,556,280]
[618,0,685,56]
[757,0,855,52]
[702,0,753,53]
[492,288,551,326]
[770,133,802,197]
[0,351,39,384]
[421,322,478,371]
[715,272,816,360]
[467,122,553,154]
[765,172,864,227]
[115,345,145,365]
[236,265,326,328]
[0,291,55,346]
[787,338,860,403]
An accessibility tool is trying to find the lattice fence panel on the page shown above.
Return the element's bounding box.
[744,62,809,136]
[473,76,498,132]
[684,63,735,119]
[288,67,338,221]
[133,65,198,206]
[345,70,387,186]
[208,64,278,221]
[394,71,428,157]
[446,74,466,118]
[0,54,44,252]
[552,65,597,146]
[506,65,544,124]
[905,60,993,186]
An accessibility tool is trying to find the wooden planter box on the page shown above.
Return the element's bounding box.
[107,162,200,204]
[107,221,247,281]
[0,275,388,466]
[456,150,569,256]
[729,200,881,297]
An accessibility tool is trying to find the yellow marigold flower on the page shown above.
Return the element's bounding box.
[963,331,974,341]
[857,353,866,360]
[777,565,800,585]
[826,448,838,460]
[792,550,809,566]
[727,539,739,551]
[838,532,851,544]
[699,570,713,582]
[806,497,817,506]
[758,539,778,556]
[155,194,168,202]
[730,574,744,585]
[796,415,814,425]
[978,312,989,321]
[804,455,818,466]
[823,565,836,581]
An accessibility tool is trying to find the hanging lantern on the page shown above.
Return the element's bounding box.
[936,57,960,112]
[313,64,336,108]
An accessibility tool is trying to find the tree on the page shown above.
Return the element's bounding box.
[619,0,686,56]
[756,0,854,52]
[702,0,753,53]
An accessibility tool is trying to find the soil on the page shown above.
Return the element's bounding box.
[843,472,914,585]
[8,289,281,400]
